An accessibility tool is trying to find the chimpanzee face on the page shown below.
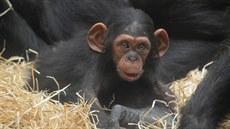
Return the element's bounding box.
[87,23,169,82]
[112,34,151,81]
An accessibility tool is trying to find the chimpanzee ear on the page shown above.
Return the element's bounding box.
[154,29,169,57]
[87,23,108,53]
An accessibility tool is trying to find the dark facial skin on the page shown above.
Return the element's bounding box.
[112,34,151,81]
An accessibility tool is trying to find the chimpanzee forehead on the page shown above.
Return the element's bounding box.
[123,22,150,37]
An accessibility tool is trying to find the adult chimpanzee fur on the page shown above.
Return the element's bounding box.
[179,41,230,129]
[0,0,47,58]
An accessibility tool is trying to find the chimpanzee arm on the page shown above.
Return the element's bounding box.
[106,78,176,129]
[179,44,230,129]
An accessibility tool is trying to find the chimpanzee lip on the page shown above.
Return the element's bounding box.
[125,73,139,77]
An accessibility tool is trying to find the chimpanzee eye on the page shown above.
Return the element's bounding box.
[137,43,147,51]
[120,41,129,49]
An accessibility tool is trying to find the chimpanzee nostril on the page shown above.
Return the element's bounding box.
[129,56,138,61]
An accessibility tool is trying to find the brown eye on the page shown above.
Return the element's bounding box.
[137,43,147,51]
[120,41,129,49]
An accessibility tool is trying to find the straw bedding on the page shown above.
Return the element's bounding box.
[0,56,97,129]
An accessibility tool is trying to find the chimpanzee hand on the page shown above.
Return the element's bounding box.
[108,104,175,129]
[107,104,140,129]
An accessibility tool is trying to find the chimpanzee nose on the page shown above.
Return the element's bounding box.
[127,51,139,62]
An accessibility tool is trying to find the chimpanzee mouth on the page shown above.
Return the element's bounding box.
[117,68,144,81]
[123,72,142,81]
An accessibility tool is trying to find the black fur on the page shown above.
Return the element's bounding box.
[0,0,47,58]
[179,41,230,129]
